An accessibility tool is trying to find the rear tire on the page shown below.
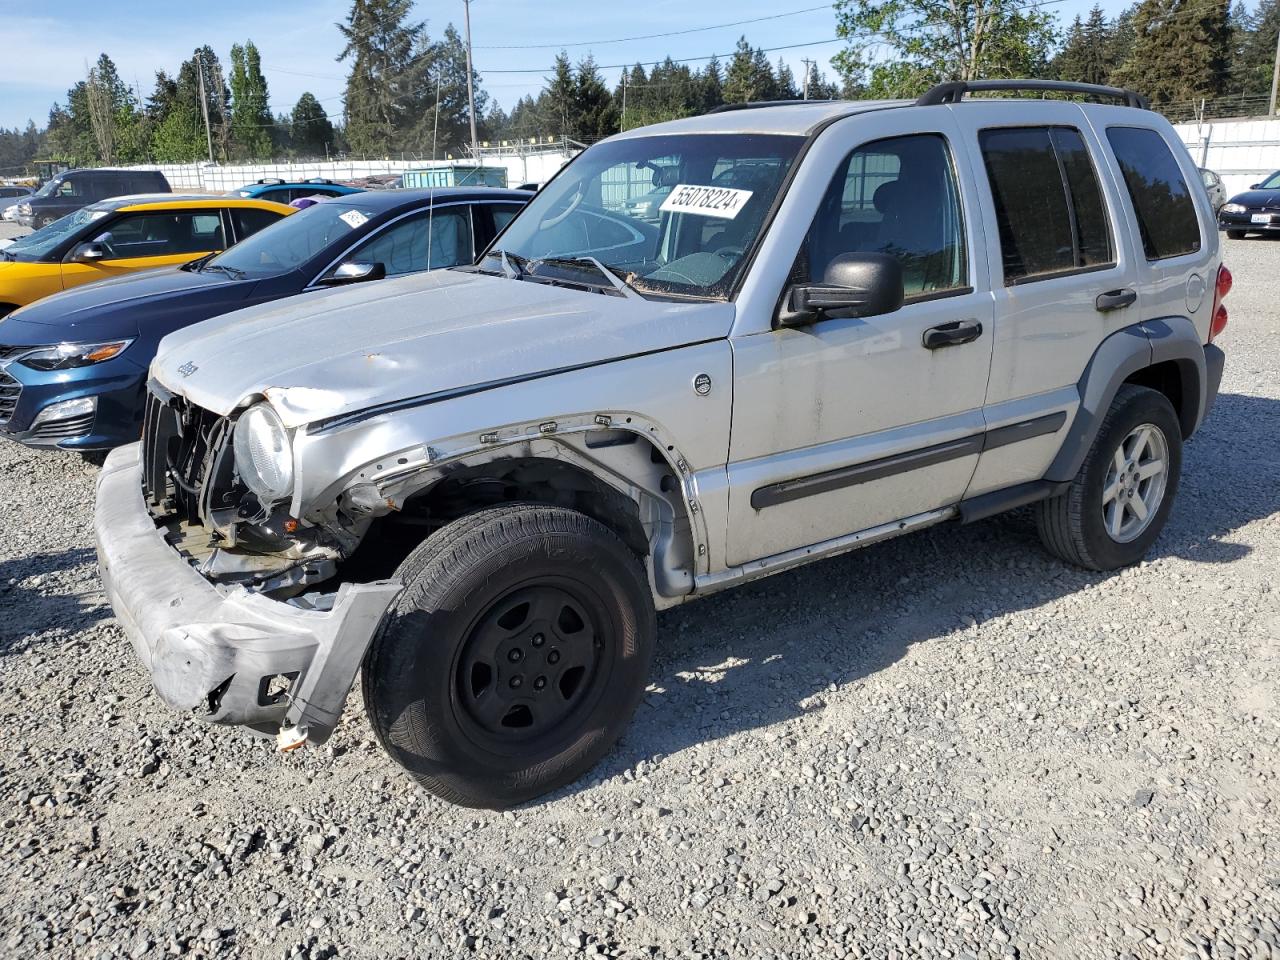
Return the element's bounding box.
[1226,229,1246,239]
[363,503,655,808]
[1036,384,1182,571]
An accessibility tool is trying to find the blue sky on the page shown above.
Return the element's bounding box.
[0,0,1115,131]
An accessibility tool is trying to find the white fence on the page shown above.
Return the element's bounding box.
[133,149,576,193]
[1173,116,1280,196]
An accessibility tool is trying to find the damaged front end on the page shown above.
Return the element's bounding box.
[141,381,359,597]
[95,384,401,747]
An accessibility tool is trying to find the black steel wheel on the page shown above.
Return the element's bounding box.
[363,503,654,808]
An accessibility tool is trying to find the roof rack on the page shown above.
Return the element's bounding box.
[917,80,1149,110]
[707,99,836,114]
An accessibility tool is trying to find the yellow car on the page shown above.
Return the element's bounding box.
[0,195,293,316]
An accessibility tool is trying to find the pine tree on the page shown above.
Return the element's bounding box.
[544,53,577,138]
[229,41,273,160]
[1113,0,1231,105]
[574,57,618,141]
[290,93,336,158]
[1230,0,1280,97]
[338,0,424,156]
[1054,6,1116,85]
[725,37,778,103]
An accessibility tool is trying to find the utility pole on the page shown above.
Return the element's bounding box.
[1270,24,1280,115]
[801,58,815,100]
[463,0,479,159]
[620,71,627,133]
[196,51,215,163]
[432,71,443,161]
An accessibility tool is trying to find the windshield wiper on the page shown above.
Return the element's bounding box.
[200,263,246,280]
[526,256,639,298]
[479,248,529,280]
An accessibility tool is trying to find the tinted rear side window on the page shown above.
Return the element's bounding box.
[1106,126,1200,260]
[979,126,1113,284]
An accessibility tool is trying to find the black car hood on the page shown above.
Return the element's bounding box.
[1227,188,1280,207]
[1,266,258,341]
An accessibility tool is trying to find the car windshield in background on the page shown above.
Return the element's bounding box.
[484,133,804,300]
[1256,171,1280,189]
[204,202,378,279]
[2,207,105,261]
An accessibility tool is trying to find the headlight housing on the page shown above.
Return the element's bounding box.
[17,339,133,370]
[1222,202,1246,214]
[233,403,294,503]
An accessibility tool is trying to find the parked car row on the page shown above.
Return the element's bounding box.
[3,81,1231,810]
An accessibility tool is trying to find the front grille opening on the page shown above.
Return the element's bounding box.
[257,671,299,707]
[206,675,234,714]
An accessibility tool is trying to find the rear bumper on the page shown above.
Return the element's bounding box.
[1202,342,1225,425]
[95,443,401,741]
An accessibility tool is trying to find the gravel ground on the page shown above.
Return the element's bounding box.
[1,235,1278,960]
[0,222,29,242]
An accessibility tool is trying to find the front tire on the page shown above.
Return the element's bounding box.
[363,503,655,808]
[1226,229,1246,239]
[1036,384,1182,571]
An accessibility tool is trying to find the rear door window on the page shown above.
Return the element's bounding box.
[230,206,284,242]
[1105,126,1201,260]
[94,211,227,258]
[979,126,1114,284]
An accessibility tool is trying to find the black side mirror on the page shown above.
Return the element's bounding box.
[1251,183,1262,189]
[778,252,905,327]
[318,261,387,286]
[70,242,108,263]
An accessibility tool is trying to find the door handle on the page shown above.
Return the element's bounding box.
[1095,288,1137,312]
[922,319,983,350]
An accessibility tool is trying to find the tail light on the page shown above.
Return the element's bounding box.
[1209,263,1231,343]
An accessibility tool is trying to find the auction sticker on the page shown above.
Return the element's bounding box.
[659,184,753,219]
[339,209,369,229]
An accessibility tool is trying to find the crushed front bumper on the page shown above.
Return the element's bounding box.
[94,443,401,742]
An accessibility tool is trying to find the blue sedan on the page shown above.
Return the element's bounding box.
[0,188,531,451]
[233,178,366,204]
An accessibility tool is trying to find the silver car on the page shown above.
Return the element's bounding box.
[95,79,1227,808]
[1200,167,1226,214]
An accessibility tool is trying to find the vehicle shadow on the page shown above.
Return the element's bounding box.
[562,390,1280,798]
[0,546,110,656]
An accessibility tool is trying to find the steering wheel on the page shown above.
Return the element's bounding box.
[713,245,744,261]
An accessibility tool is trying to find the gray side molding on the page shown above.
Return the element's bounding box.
[1045,317,1206,483]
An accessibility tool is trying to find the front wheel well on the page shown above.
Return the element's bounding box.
[1122,359,1197,438]
[400,455,653,560]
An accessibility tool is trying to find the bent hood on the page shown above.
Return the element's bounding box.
[154,268,734,426]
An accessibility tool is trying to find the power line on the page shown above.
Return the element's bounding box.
[474,5,832,50]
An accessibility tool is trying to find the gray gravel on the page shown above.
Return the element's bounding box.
[2,235,1279,960]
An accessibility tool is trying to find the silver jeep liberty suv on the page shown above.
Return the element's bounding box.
[96,80,1229,808]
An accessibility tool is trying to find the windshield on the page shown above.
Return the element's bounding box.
[486,133,804,300]
[1258,171,1280,189]
[3,207,106,261]
[31,178,62,199]
[205,201,377,279]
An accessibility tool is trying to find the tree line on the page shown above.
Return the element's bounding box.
[3,0,1280,177]
[834,0,1280,114]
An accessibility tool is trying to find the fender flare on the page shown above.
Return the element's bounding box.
[1044,317,1206,483]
